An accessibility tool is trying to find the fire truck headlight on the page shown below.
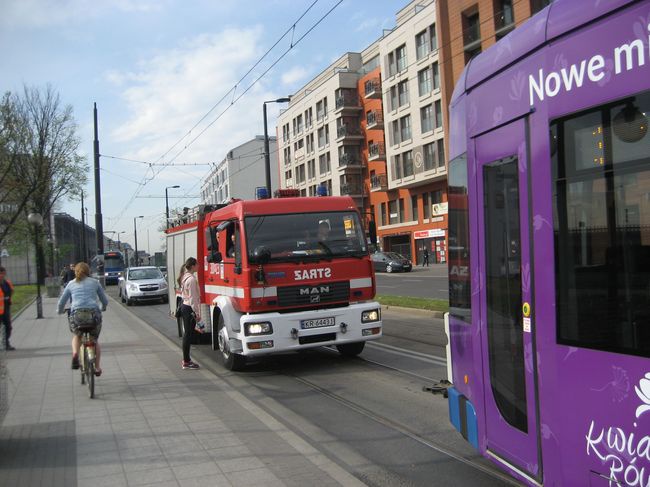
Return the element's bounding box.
[244,322,273,336]
[361,309,380,323]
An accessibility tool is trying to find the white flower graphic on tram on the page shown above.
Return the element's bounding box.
[635,372,650,418]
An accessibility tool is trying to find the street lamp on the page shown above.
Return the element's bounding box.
[27,212,44,319]
[263,97,291,196]
[133,216,144,266]
[165,185,180,229]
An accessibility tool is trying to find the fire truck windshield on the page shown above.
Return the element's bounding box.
[245,211,368,263]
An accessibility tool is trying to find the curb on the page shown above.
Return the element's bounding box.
[380,304,445,319]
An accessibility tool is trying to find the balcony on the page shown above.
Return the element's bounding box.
[370,174,388,192]
[364,78,381,99]
[338,153,362,171]
[334,94,361,114]
[340,182,366,197]
[336,124,363,143]
[368,142,386,161]
[366,110,384,130]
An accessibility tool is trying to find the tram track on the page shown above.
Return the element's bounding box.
[279,369,520,487]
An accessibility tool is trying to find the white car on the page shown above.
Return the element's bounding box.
[118,266,168,306]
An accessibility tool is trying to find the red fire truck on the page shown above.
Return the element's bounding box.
[165,195,382,370]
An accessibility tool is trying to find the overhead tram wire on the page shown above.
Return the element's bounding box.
[111,0,325,224]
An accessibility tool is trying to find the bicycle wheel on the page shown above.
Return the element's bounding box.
[80,345,86,385]
[87,359,95,398]
[86,346,95,399]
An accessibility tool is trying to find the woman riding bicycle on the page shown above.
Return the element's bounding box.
[57,262,108,375]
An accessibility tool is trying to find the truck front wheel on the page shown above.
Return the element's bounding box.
[217,314,246,371]
[336,342,365,357]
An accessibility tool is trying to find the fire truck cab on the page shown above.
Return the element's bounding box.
[166,195,382,370]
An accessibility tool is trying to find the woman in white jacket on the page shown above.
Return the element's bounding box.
[177,257,201,369]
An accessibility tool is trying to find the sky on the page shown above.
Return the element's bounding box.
[1,0,407,254]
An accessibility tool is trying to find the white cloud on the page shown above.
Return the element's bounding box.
[280,66,309,87]
[106,26,282,177]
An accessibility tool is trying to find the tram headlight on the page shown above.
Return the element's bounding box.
[244,322,273,336]
[361,309,380,323]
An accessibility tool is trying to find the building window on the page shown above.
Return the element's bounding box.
[396,44,407,72]
[416,29,429,60]
[389,85,398,111]
[306,133,314,153]
[319,152,331,174]
[307,159,316,179]
[391,120,400,145]
[317,125,329,147]
[399,198,405,222]
[421,104,434,133]
[403,150,414,177]
[418,67,432,96]
[411,195,419,222]
[305,107,313,128]
[296,164,305,184]
[531,0,553,14]
[432,62,440,90]
[430,24,438,51]
[438,139,446,168]
[393,154,402,180]
[400,115,412,142]
[435,100,443,129]
[389,200,399,224]
[316,97,328,121]
[398,80,409,107]
[463,10,481,47]
[284,169,292,180]
[283,146,291,166]
[380,202,387,226]
[282,123,290,142]
[423,141,436,170]
[422,192,430,219]
[431,189,443,204]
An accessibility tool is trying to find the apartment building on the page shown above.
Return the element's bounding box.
[277,53,367,211]
[369,0,449,263]
[200,135,277,205]
[436,0,553,164]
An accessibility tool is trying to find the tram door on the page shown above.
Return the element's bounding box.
[475,118,541,479]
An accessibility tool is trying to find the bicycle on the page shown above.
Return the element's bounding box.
[78,325,97,399]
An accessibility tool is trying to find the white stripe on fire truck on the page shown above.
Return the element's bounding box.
[204,285,244,298]
[250,287,278,298]
[349,277,372,289]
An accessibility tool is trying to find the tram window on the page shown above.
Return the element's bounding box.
[553,90,650,358]
[448,153,472,322]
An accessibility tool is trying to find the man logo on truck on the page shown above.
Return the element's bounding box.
[300,286,331,296]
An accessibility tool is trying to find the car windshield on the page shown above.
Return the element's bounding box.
[245,211,368,263]
[128,269,163,280]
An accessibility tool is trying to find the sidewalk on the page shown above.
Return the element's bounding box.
[0,296,364,487]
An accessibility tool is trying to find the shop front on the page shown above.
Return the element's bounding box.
[414,228,446,264]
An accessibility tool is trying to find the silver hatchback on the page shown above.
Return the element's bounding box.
[118,266,168,306]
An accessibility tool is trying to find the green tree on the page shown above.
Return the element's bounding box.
[0,84,88,262]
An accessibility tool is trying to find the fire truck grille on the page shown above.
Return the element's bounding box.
[277,281,350,307]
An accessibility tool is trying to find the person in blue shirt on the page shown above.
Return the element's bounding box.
[57,262,108,375]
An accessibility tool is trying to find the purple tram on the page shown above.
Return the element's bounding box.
[445,1,650,485]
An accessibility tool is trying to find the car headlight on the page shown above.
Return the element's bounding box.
[362,309,381,323]
[128,283,138,291]
[244,322,273,336]
[160,282,168,289]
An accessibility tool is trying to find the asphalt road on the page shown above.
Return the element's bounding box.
[375,263,449,300]
[105,285,516,487]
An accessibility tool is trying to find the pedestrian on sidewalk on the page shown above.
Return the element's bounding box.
[60,263,75,288]
[422,248,430,267]
[0,266,15,350]
[57,262,108,375]
[178,257,201,370]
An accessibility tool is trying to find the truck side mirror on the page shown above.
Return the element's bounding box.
[207,251,222,263]
[251,246,271,265]
[205,226,218,251]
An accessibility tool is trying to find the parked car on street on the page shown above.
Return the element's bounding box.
[371,252,412,273]
[118,266,168,306]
